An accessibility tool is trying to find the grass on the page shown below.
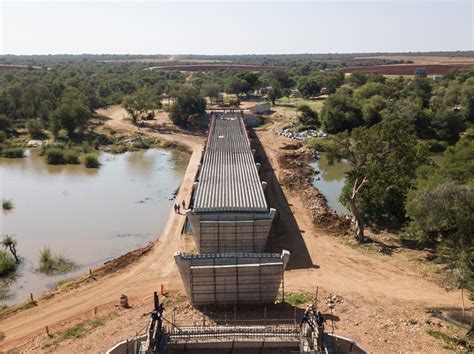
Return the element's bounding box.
[283,292,312,306]
[2,199,14,211]
[63,323,86,339]
[0,250,17,277]
[83,153,100,168]
[276,97,326,113]
[41,314,115,349]
[1,147,24,158]
[39,246,77,274]
[89,316,105,328]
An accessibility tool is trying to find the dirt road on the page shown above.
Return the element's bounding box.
[0,109,468,352]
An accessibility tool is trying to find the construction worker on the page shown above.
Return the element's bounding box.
[300,303,316,331]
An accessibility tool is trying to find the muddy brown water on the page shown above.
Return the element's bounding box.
[309,153,348,214]
[0,148,188,305]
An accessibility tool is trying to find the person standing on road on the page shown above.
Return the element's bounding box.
[182,200,186,210]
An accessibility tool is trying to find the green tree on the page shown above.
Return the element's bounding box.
[122,88,159,125]
[327,120,427,241]
[297,77,321,98]
[169,86,206,126]
[267,86,282,105]
[296,105,320,128]
[201,83,221,103]
[50,100,91,138]
[1,235,19,263]
[237,72,260,91]
[405,131,474,290]
[346,72,368,87]
[225,77,250,96]
[26,119,44,139]
[320,89,363,133]
[0,114,10,131]
[361,95,387,127]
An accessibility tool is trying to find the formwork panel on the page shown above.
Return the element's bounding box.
[175,251,290,306]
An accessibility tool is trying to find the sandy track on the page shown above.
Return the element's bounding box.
[0,108,204,350]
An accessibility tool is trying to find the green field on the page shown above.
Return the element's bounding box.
[276,97,326,112]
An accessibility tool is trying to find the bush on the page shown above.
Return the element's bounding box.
[0,251,17,277]
[1,148,24,158]
[43,145,79,165]
[39,246,77,274]
[306,137,330,152]
[0,131,6,143]
[63,149,80,164]
[2,199,14,211]
[26,119,44,139]
[84,153,99,168]
[45,147,66,164]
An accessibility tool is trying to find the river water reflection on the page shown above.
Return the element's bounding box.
[0,148,188,305]
[309,153,348,214]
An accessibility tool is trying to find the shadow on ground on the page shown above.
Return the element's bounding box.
[250,129,314,270]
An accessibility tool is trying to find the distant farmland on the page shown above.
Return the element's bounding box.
[148,64,286,72]
[342,64,474,75]
[343,55,474,75]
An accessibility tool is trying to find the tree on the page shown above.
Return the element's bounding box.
[361,95,387,127]
[296,105,320,128]
[297,77,321,98]
[27,119,44,139]
[0,114,10,131]
[50,100,91,138]
[327,120,427,242]
[201,83,221,102]
[1,235,19,263]
[267,86,282,105]
[225,77,250,96]
[320,89,363,133]
[346,72,368,87]
[169,86,206,126]
[405,131,474,290]
[122,88,159,125]
[237,72,260,91]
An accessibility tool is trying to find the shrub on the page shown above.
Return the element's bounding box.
[306,137,330,152]
[63,149,80,164]
[26,119,44,139]
[84,153,99,168]
[0,251,17,277]
[1,148,24,158]
[45,147,66,164]
[0,131,6,143]
[2,199,14,211]
[39,247,77,274]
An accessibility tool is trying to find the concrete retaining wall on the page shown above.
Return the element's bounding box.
[175,251,290,306]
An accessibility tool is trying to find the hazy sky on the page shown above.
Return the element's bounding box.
[1,0,472,55]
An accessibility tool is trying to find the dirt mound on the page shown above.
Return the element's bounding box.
[278,149,350,233]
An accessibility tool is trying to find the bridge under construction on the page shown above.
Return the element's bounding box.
[176,111,288,306]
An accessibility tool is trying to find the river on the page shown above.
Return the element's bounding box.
[0,148,188,305]
[309,153,348,214]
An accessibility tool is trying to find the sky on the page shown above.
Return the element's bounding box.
[0,0,472,55]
